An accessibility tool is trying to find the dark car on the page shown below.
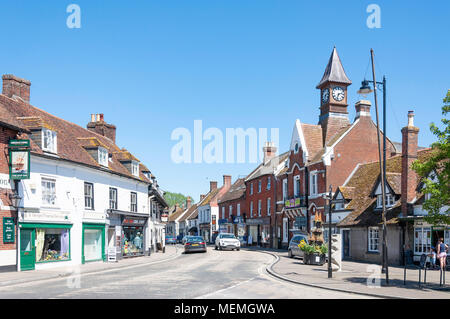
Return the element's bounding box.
[184,236,207,254]
[165,236,177,245]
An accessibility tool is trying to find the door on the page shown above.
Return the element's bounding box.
[20,229,35,271]
[343,230,350,259]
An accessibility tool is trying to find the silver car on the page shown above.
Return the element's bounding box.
[287,234,308,259]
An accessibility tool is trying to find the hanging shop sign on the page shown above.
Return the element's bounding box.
[3,217,15,243]
[9,140,30,180]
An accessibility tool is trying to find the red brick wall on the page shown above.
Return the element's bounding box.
[245,175,276,220]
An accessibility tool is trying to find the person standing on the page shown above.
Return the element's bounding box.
[436,238,448,270]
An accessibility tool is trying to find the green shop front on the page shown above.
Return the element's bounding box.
[19,223,72,271]
[82,223,106,263]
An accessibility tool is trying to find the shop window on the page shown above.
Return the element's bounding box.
[84,228,103,261]
[109,187,118,210]
[368,227,379,252]
[41,178,56,206]
[84,182,94,209]
[131,192,137,212]
[35,228,70,262]
[414,227,431,254]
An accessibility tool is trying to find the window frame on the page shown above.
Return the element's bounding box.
[42,128,57,153]
[84,182,94,210]
[41,177,57,206]
[130,192,138,212]
[368,227,380,252]
[294,175,301,197]
[98,147,109,167]
[267,176,271,190]
[267,197,271,216]
[109,187,118,210]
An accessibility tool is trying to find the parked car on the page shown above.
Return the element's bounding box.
[215,233,240,251]
[184,236,207,253]
[165,236,177,245]
[182,235,193,245]
[287,234,309,259]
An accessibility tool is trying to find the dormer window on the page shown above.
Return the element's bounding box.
[376,194,395,208]
[42,128,57,153]
[98,147,108,167]
[131,161,139,177]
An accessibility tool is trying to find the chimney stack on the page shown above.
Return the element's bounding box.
[2,74,31,103]
[263,141,277,164]
[210,181,218,192]
[186,197,192,209]
[223,175,232,188]
[200,194,206,202]
[354,100,371,120]
[87,113,117,143]
[401,111,420,217]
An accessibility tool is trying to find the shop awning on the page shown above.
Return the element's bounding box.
[107,209,149,218]
[282,207,306,219]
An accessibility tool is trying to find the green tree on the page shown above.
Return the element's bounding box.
[412,90,450,225]
[164,191,191,208]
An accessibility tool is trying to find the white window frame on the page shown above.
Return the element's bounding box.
[376,193,395,208]
[98,147,108,167]
[414,227,431,255]
[109,187,118,210]
[267,177,271,190]
[283,179,288,201]
[258,180,262,193]
[130,192,137,212]
[131,161,139,177]
[258,200,261,217]
[250,183,253,195]
[267,198,271,216]
[41,177,56,206]
[42,128,57,153]
[237,203,241,216]
[294,175,300,197]
[222,206,225,219]
[229,205,233,218]
[250,202,253,217]
[310,173,318,196]
[368,227,380,252]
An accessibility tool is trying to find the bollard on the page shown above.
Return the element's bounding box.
[424,267,427,285]
[419,268,422,288]
[403,265,406,285]
[440,268,443,287]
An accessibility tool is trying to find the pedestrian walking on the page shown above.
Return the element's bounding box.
[428,247,437,269]
[436,238,448,270]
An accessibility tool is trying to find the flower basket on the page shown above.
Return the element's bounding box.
[304,252,326,265]
[298,240,327,266]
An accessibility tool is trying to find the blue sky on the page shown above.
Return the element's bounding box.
[1,1,449,202]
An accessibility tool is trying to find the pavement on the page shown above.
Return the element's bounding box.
[243,247,450,299]
[0,245,181,288]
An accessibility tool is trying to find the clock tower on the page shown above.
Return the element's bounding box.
[316,47,352,144]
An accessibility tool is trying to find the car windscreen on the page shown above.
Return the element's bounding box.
[187,237,204,242]
[221,234,236,239]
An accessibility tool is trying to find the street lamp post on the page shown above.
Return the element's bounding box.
[327,186,332,279]
[9,180,22,272]
[357,48,389,285]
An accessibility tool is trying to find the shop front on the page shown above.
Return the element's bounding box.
[82,223,105,263]
[199,223,210,242]
[412,219,450,261]
[19,222,72,271]
[245,217,270,247]
[122,217,146,257]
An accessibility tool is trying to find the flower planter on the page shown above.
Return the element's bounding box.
[303,252,325,265]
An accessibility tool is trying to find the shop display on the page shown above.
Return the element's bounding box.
[122,226,144,256]
[35,228,70,262]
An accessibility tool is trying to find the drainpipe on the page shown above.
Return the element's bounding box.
[305,166,310,234]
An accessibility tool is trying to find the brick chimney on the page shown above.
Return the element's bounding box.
[2,74,31,103]
[401,111,420,217]
[223,175,232,188]
[186,196,192,209]
[87,113,117,143]
[354,100,371,120]
[200,194,206,201]
[263,141,277,164]
[210,181,218,192]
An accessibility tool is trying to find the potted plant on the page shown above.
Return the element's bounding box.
[298,240,327,265]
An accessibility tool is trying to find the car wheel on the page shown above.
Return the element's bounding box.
[215,245,218,250]
[237,248,240,251]
[288,249,293,258]
[219,245,223,251]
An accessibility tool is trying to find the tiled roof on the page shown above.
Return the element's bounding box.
[337,149,433,227]
[301,123,323,160]
[245,152,290,181]
[0,94,151,184]
[179,203,198,222]
[0,103,29,132]
[168,206,185,222]
[199,187,221,207]
[337,186,355,199]
[316,47,352,88]
[218,178,246,203]
[309,124,352,163]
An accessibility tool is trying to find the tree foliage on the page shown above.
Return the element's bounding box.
[412,90,450,225]
[164,191,190,208]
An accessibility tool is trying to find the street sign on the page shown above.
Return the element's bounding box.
[3,217,15,243]
[9,140,30,180]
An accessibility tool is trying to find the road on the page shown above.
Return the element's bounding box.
[0,246,375,299]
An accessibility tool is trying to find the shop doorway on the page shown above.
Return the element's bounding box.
[20,229,35,271]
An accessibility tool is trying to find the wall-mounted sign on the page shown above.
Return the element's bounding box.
[285,197,302,208]
[9,140,30,180]
[123,218,146,225]
[3,217,15,243]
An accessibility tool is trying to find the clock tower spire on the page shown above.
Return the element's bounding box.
[316,47,352,144]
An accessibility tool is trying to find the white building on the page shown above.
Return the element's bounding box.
[0,74,167,271]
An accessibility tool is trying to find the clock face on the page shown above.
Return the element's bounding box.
[332,86,345,102]
[322,89,329,103]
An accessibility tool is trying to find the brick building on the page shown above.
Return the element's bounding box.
[276,47,398,249]
[217,178,246,240]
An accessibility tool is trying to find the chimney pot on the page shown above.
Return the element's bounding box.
[210,181,218,192]
[263,142,277,164]
[408,110,415,127]
[355,100,372,119]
